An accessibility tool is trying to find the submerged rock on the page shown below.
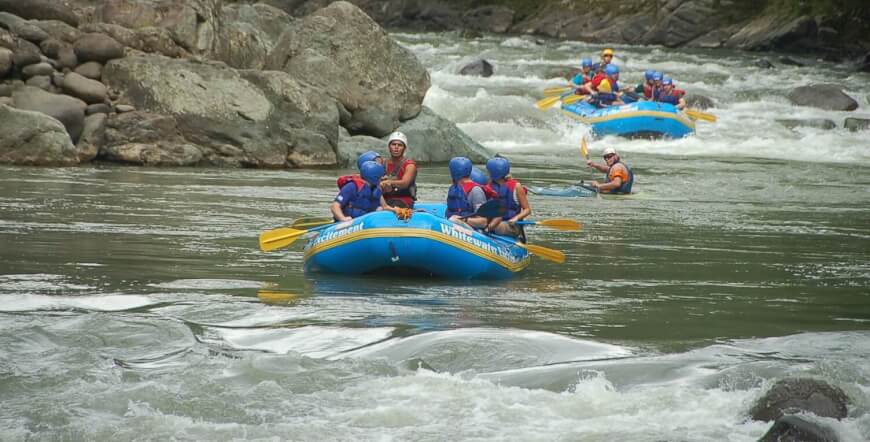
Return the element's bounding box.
[759,414,840,442]
[776,119,837,130]
[750,378,849,422]
[844,117,870,132]
[459,59,494,77]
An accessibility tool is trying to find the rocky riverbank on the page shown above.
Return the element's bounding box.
[0,0,492,167]
[269,0,870,66]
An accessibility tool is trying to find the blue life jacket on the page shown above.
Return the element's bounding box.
[445,181,479,218]
[488,179,521,220]
[342,181,382,218]
[606,162,634,194]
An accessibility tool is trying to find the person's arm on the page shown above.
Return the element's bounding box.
[331,201,351,222]
[382,163,416,191]
[677,97,687,110]
[586,159,609,173]
[465,187,490,229]
[508,183,532,223]
[379,195,399,213]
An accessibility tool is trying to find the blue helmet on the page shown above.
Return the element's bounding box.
[356,150,382,171]
[662,76,673,86]
[470,167,489,186]
[644,69,656,81]
[581,58,593,68]
[448,157,472,182]
[604,64,619,76]
[486,157,511,181]
[652,71,663,82]
[360,160,385,186]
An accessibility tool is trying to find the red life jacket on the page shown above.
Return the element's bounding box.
[384,158,417,207]
[643,83,653,99]
[337,175,366,191]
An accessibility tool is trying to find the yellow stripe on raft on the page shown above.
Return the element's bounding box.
[560,109,696,129]
[304,227,531,273]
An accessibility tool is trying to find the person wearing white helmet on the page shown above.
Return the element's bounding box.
[586,146,634,194]
[379,131,418,209]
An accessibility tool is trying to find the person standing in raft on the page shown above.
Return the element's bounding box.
[445,157,496,229]
[379,131,418,209]
[331,161,397,222]
[592,48,615,74]
[586,147,634,194]
[485,157,531,238]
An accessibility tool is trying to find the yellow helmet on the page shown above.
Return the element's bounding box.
[602,48,614,56]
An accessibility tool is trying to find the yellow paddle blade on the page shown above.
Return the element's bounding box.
[685,109,717,122]
[580,136,589,160]
[258,227,309,252]
[535,94,563,110]
[537,219,582,231]
[290,217,333,229]
[520,243,566,264]
[561,94,585,105]
[544,86,572,96]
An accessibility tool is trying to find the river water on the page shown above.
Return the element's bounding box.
[2,33,869,441]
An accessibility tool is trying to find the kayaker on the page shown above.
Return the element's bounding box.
[446,157,495,228]
[591,48,614,74]
[379,131,418,209]
[654,76,687,110]
[588,64,624,107]
[570,58,595,93]
[586,147,633,194]
[331,161,396,222]
[485,157,531,238]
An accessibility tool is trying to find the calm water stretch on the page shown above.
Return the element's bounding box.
[2,33,870,441]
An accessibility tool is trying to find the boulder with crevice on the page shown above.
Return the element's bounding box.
[77,113,106,162]
[12,85,86,141]
[98,0,222,55]
[0,104,78,166]
[102,110,204,166]
[265,1,430,137]
[216,2,294,70]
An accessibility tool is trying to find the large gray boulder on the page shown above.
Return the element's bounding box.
[0,104,78,165]
[787,84,859,111]
[265,1,430,137]
[759,415,840,442]
[11,86,86,142]
[102,111,204,166]
[80,23,187,59]
[74,33,125,64]
[216,2,294,70]
[0,0,79,27]
[750,378,849,422]
[103,54,339,167]
[98,0,222,55]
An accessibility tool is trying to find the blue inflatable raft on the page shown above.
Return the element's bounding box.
[303,203,531,280]
[561,100,695,139]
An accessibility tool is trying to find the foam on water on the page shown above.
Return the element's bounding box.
[0,294,155,312]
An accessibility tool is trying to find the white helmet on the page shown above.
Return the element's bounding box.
[387,131,408,148]
[602,147,617,157]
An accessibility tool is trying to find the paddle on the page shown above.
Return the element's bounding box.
[290,217,333,229]
[544,86,572,96]
[535,91,570,110]
[580,136,589,161]
[488,234,566,264]
[561,94,586,106]
[259,222,335,252]
[516,219,582,231]
[685,109,717,122]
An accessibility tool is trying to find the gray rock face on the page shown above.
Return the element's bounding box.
[99,0,222,55]
[0,104,78,165]
[80,23,187,59]
[463,6,514,34]
[265,1,430,137]
[0,47,11,77]
[62,72,108,104]
[102,111,204,166]
[459,59,494,77]
[787,84,859,111]
[750,378,849,422]
[0,0,79,27]
[74,33,125,63]
[77,113,107,162]
[12,86,87,142]
[216,2,294,70]
[103,55,340,167]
